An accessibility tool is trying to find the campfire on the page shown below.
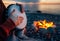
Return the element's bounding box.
[33,20,56,31]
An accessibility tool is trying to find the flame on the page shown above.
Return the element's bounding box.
[33,20,56,31]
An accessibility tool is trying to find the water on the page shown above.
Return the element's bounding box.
[40,5,60,14]
[23,4,60,14]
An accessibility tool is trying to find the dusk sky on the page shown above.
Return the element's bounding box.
[3,0,60,3]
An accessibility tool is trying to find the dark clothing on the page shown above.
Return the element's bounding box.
[0,18,15,41]
[0,0,6,25]
[0,0,15,41]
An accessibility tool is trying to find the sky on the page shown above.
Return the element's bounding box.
[3,0,60,3]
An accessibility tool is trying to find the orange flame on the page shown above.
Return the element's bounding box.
[33,20,56,31]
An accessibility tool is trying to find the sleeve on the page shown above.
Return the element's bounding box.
[0,18,15,40]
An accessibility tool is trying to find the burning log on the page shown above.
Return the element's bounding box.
[33,20,56,31]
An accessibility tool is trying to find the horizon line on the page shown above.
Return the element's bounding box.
[3,1,60,5]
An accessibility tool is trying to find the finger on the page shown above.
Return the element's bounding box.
[18,16,23,20]
[18,16,24,23]
[16,16,20,25]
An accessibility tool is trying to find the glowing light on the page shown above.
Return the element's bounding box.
[33,20,56,31]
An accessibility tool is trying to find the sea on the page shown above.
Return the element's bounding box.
[23,4,60,15]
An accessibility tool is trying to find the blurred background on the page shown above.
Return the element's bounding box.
[3,0,60,14]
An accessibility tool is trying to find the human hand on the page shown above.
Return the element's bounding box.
[9,9,24,26]
[15,16,23,26]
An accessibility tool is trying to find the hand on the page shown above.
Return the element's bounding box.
[9,9,24,26]
[15,16,23,26]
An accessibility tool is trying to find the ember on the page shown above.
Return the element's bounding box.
[33,20,56,31]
